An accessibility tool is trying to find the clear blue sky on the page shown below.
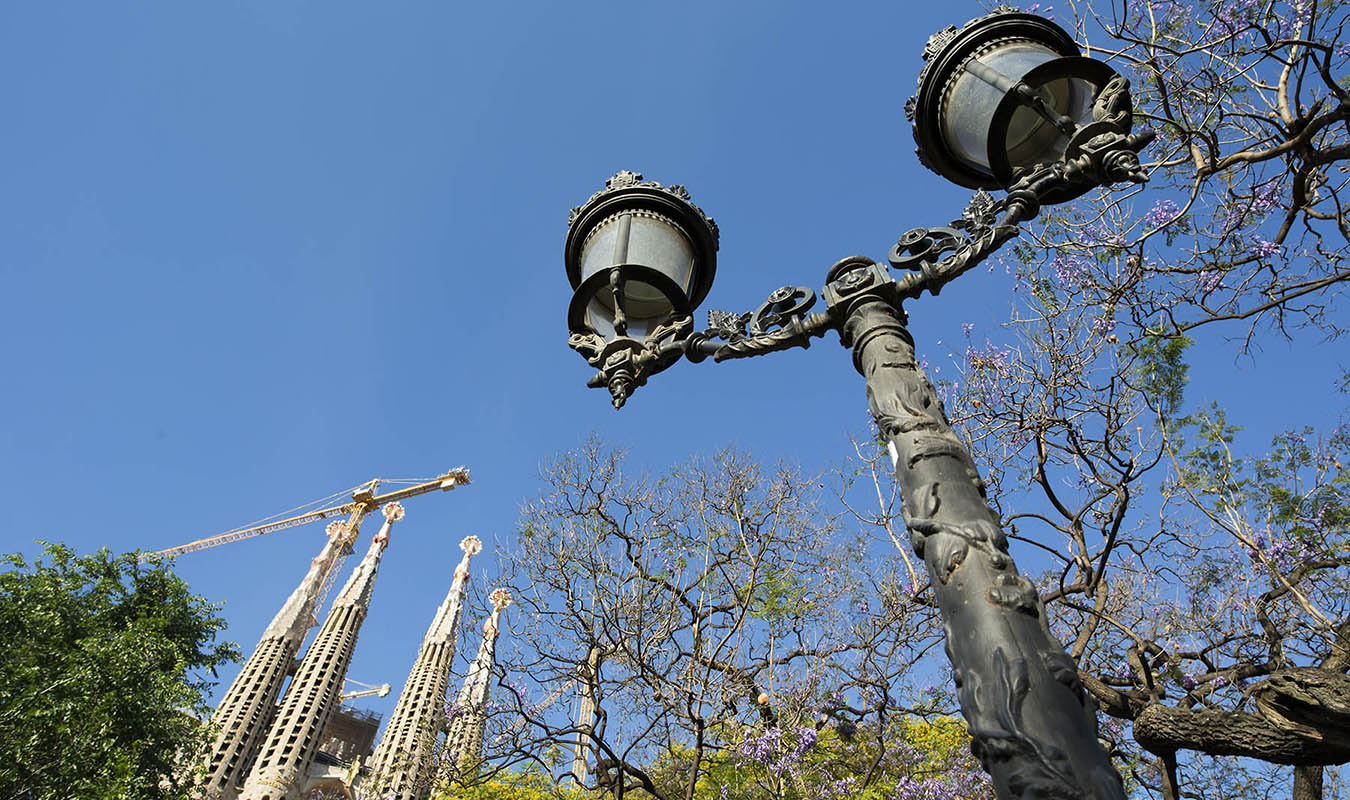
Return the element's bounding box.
[1,0,1343,728]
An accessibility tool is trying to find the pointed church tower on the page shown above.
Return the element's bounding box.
[191,520,349,800]
[236,502,403,800]
[364,535,482,800]
[439,589,512,787]
[571,645,604,785]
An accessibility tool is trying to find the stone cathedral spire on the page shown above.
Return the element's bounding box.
[236,502,403,800]
[440,589,512,788]
[571,645,604,785]
[364,535,483,800]
[191,520,348,800]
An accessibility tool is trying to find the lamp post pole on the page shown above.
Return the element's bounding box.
[828,254,1124,798]
[561,9,1157,798]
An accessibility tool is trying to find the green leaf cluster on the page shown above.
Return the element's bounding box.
[0,542,237,800]
[435,760,592,800]
[1130,332,1193,420]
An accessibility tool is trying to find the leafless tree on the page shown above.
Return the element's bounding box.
[476,440,953,800]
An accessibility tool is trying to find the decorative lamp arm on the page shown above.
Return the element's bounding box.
[890,188,1028,301]
[690,285,837,363]
[891,122,1154,301]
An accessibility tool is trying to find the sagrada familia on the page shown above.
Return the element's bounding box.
[187,502,512,800]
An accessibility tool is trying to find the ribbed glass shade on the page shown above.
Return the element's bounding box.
[941,40,1094,174]
[578,210,696,328]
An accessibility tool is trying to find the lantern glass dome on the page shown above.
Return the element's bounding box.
[580,289,670,340]
[940,42,1094,174]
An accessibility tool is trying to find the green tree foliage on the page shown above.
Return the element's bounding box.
[445,712,993,800]
[1129,333,1193,420]
[435,760,590,800]
[640,715,993,800]
[0,543,237,800]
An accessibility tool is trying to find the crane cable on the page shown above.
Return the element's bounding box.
[148,483,367,556]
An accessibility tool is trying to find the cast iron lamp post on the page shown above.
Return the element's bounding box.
[563,9,1153,799]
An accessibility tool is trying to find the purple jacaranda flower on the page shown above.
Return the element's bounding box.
[1249,234,1281,259]
[1198,270,1225,292]
[1145,198,1182,228]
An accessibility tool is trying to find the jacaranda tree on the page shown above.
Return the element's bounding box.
[474,441,993,800]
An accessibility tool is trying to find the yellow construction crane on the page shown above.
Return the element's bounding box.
[143,469,471,560]
[142,468,472,618]
[341,678,392,702]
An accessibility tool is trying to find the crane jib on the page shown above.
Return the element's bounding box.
[142,468,471,559]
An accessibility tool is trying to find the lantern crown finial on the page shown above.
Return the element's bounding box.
[606,170,644,190]
[567,172,718,248]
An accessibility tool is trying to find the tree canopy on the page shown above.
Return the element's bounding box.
[0,543,237,800]
[450,442,992,800]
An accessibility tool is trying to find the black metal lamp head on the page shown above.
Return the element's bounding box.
[564,171,719,408]
[565,170,719,341]
[908,7,1129,203]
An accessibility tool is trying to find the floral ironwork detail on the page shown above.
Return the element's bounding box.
[697,286,833,362]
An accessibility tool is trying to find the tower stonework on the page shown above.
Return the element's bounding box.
[439,589,512,789]
[571,645,604,785]
[364,535,482,800]
[236,503,403,800]
[192,521,347,800]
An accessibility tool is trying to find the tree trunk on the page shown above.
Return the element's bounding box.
[1133,704,1350,765]
[1292,766,1323,800]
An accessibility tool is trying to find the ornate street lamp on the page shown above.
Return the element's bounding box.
[562,8,1153,800]
[564,172,720,408]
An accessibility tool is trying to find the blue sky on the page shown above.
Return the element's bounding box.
[2,0,1343,733]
